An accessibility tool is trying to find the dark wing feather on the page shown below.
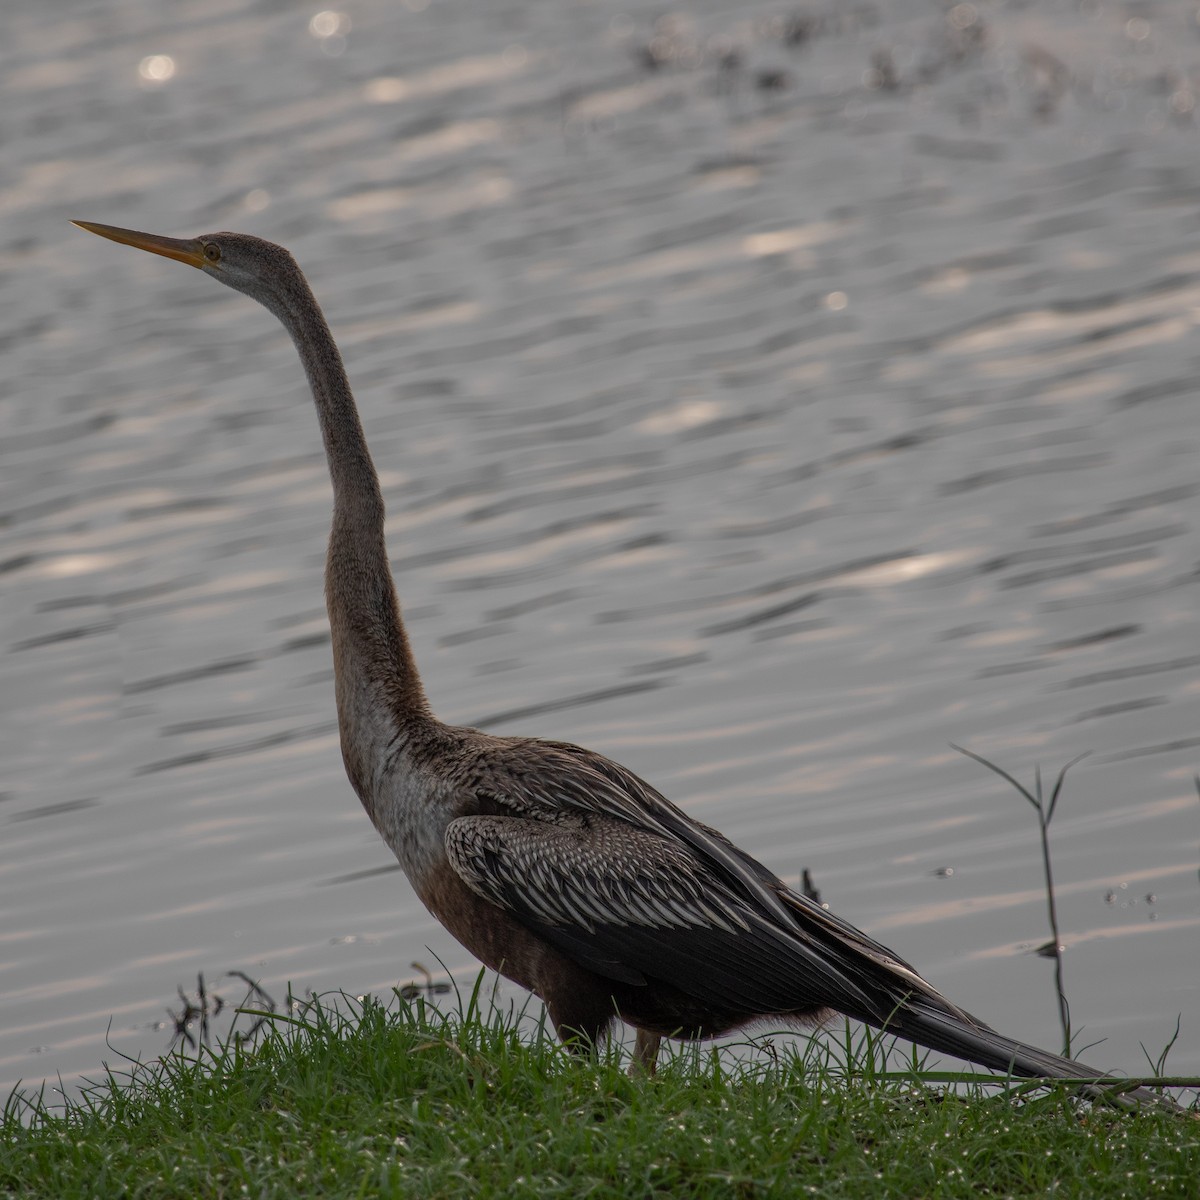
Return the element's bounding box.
[444,812,894,1020]
[468,737,963,1018]
[475,739,801,928]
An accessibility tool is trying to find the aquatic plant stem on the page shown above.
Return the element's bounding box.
[1034,768,1069,1056]
[953,746,1089,1058]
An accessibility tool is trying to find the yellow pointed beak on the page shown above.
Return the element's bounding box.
[72,221,206,269]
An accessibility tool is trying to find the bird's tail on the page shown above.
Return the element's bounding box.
[879,996,1183,1112]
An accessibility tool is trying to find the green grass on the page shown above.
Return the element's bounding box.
[3,988,1197,1199]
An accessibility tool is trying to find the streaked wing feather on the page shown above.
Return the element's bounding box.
[475,739,963,1017]
[478,740,799,929]
[445,813,890,1020]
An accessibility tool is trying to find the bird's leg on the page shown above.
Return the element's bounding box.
[550,1010,607,1066]
[630,1029,661,1077]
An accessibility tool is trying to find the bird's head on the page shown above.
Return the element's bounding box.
[71,221,307,319]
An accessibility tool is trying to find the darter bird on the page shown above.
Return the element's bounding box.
[72,221,1178,1106]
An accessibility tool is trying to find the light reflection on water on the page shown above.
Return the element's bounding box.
[3,0,1200,1100]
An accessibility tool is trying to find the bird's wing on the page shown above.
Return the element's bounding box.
[472,738,800,928]
[444,811,892,1018]
[466,736,962,1020]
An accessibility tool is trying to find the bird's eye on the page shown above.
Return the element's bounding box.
[203,243,221,263]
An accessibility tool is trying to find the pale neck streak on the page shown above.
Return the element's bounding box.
[265,271,430,776]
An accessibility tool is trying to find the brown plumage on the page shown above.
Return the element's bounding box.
[74,221,1177,1105]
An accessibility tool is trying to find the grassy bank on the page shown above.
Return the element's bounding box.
[3,989,1197,1199]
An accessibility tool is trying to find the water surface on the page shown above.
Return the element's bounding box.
[3,0,1199,1098]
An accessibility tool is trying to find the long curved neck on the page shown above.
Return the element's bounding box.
[270,276,431,794]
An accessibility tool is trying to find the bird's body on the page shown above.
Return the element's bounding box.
[74,221,1176,1104]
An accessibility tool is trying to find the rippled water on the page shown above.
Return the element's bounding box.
[3,0,1199,1099]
